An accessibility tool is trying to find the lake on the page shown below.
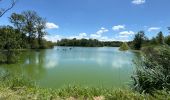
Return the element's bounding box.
[0,47,138,89]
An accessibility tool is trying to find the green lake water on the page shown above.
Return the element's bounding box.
[0,47,139,89]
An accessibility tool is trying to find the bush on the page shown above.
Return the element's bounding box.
[0,51,6,63]
[30,39,39,49]
[119,42,129,51]
[0,50,19,64]
[165,36,170,45]
[132,46,170,93]
[0,71,36,89]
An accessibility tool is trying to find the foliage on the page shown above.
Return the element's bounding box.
[132,31,146,50]
[0,26,21,63]
[57,38,122,47]
[150,37,158,45]
[0,10,54,50]
[119,42,129,51]
[131,29,170,49]
[156,31,164,44]
[0,26,21,49]
[132,46,170,93]
[0,72,36,96]
[0,11,54,64]
[165,35,170,45]
[9,11,48,49]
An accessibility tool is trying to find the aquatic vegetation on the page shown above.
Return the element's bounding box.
[132,46,170,93]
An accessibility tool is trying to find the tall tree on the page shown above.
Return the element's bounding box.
[9,11,47,49]
[156,31,164,45]
[36,17,47,48]
[0,0,16,17]
[132,31,146,50]
[9,13,25,32]
[9,13,28,48]
[22,11,38,43]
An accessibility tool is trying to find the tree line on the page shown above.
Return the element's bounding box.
[0,10,54,64]
[129,30,170,50]
[56,38,122,47]
[0,10,54,50]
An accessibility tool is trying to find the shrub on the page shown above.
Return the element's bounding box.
[119,42,129,51]
[132,46,170,93]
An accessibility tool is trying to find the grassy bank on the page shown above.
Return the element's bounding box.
[1,85,170,100]
[0,75,167,100]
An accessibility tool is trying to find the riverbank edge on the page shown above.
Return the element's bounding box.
[0,85,170,100]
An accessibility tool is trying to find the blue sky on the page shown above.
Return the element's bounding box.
[0,0,170,41]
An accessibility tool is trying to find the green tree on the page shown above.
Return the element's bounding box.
[57,38,122,47]
[9,13,28,48]
[165,36,170,45]
[22,11,38,45]
[9,13,25,32]
[36,17,47,48]
[165,27,170,45]
[156,31,164,45]
[119,42,129,51]
[9,11,48,49]
[150,37,158,45]
[132,31,146,50]
[0,26,21,63]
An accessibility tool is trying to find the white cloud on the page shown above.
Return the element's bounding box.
[88,27,109,40]
[44,27,134,42]
[79,33,87,37]
[119,31,135,35]
[90,27,109,40]
[44,35,62,42]
[148,27,161,32]
[132,0,146,5]
[45,33,88,42]
[115,31,135,42]
[90,34,101,39]
[68,33,88,39]
[115,36,130,42]
[112,25,125,31]
[45,33,128,42]
[118,35,129,38]
[96,27,109,35]
[46,22,59,29]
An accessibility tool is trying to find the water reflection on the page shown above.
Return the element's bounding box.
[0,47,139,88]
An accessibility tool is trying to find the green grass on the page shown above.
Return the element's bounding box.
[1,85,170,100]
